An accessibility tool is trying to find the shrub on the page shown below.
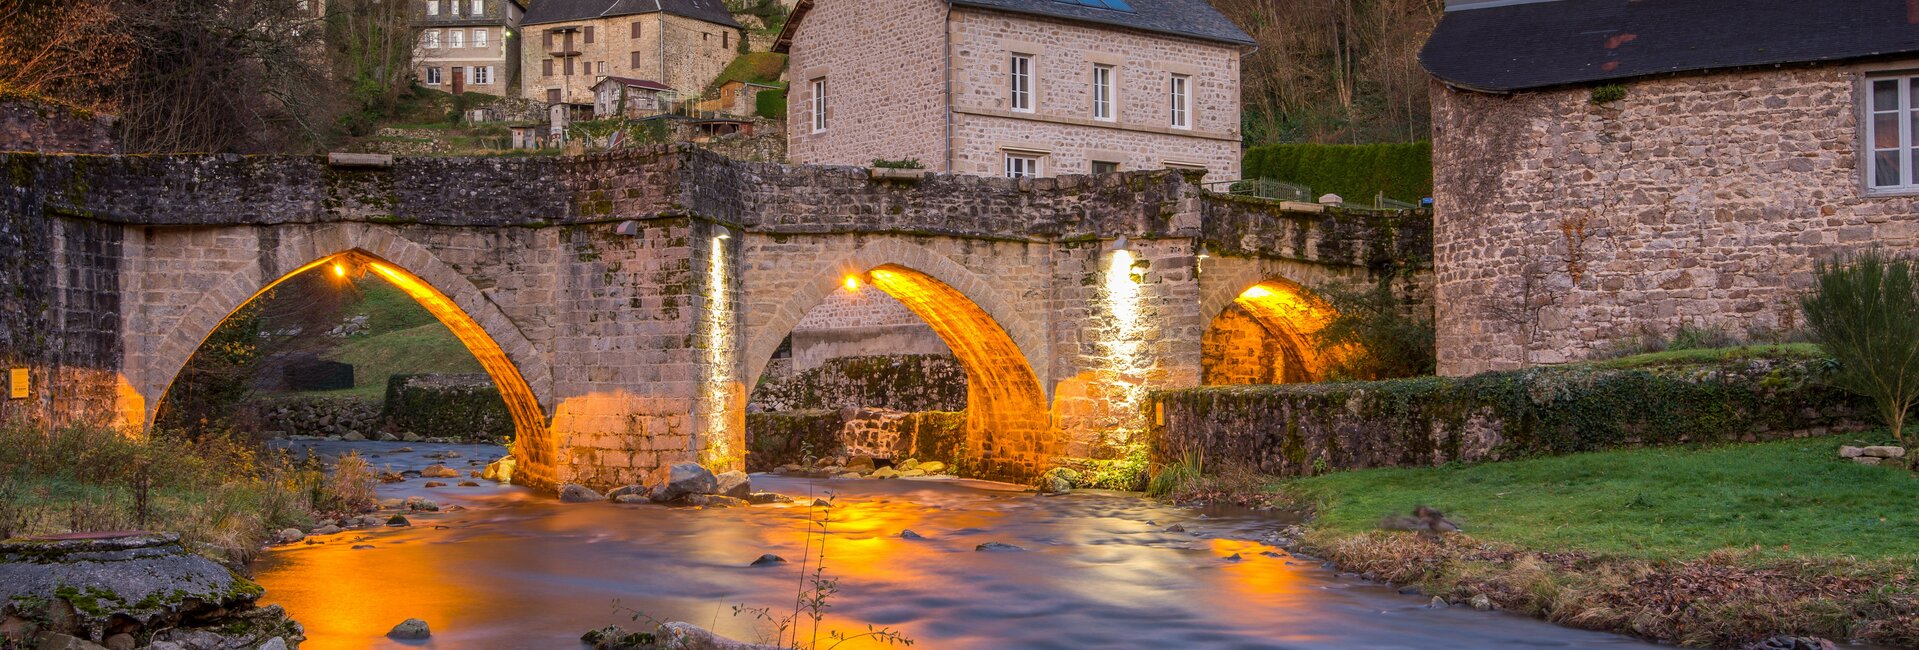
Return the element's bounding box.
[1241,142,1433,203]
[1801,252,1919,444]
[1312,281,1437,380]
[754,89,785,120]
[871,158,925,170]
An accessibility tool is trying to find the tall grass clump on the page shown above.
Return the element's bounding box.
[1801,252,1919,445]
[0,422,373,562]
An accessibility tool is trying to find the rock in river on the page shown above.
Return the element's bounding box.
[976,542,1024,552]
[560,484,605,503]
[387,618,431,639]
[655,462,717,502]
[421,464,460,479]
[714,471,752,499]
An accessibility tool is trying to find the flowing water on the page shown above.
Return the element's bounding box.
[257,441,1664,649]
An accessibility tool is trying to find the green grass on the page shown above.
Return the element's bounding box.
[1290,432,1919,560]
[709,52,788,89]
[285,278,483,398]
[1595,343,1825,369]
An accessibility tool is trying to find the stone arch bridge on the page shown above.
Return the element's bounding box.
[0,148,1430,491]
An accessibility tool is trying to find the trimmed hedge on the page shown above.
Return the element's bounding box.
[1152,357,1871,477]
[1241,142,1433,203]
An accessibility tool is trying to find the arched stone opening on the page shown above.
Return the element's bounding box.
[741,255,1053,481]
[1201,279,1339,385]
[150,249,558,490]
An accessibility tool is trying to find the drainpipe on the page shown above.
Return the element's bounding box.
[943,2,955,173]
[659,13,668,91]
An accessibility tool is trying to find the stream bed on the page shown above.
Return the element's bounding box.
[256,440,1664,649]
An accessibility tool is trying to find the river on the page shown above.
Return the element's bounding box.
[256,440,1664,649]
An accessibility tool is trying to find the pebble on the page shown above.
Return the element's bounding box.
[750,554,787,567]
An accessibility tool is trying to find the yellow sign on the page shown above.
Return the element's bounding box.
[8,368,26,399]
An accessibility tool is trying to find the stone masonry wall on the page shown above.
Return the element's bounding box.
[749,354,966,413]
[1154,357,1872,477]
[0,99,117,154]
[1430,66,1917,375]
[784,0,950,169]
[523,13,741,103]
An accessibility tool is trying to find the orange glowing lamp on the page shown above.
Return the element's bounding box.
[844,275,861,292]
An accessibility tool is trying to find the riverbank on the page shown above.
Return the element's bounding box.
[1246,433,1919,648]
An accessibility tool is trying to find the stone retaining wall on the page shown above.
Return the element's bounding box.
[745,408,967,472]
[1152,357,1872,477]
[0,98,117,154]
[749,354,966,413]
[383,373,515,443]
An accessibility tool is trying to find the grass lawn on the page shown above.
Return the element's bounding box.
[283,278,483,399]
[1594,343,1825,369]
[1290,431,1917,561]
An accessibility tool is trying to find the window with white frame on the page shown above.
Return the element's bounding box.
[1868,75,1919,190]
[1092,64,1115,121]
[426,0,438,15]
[1005,154,1041,179]
[1169,74,1191,129]
[1010,54,1034,113]
[472,66,492,85]
[473,29,488,48]
[423,30,440,48]
[448,29,464,48]
[471,0,484,14]
[425,66,442,85]
[811,78,828,133]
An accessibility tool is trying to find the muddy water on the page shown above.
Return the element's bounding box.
[256,441,1662,649]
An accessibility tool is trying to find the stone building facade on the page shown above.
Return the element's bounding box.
[1423,0,1919,375]
[778,0,1251,179]
[520,0,742,105]
[413,0,525,97]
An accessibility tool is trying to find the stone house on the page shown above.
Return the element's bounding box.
[1423,0,1919,375]
[414,0,526,97]
[520,0,743,105]
[592,76,677,118]
[776,0,1252,179]
[696,79,781,118]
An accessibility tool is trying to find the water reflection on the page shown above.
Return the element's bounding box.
[257,441,1663,649]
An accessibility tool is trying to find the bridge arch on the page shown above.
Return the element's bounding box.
[144,227,557,489]
[741,240,1054,479]
[1201,275,1340,385]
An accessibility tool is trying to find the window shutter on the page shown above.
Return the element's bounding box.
[543,30,552,49]
[631,51,641,68]
[632,22,642,38]
[585,26,594,44]
[543,59,553,76]
[565,58,574,76]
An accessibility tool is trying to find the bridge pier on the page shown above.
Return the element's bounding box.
[0,148,1430,492]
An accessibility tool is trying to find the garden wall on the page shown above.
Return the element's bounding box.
[383,374,514,443]
[744,408,967,472]
[1152,357,1872,477]
[748,354,965,413]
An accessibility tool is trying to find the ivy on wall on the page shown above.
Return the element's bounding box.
[1152,357,1870,477]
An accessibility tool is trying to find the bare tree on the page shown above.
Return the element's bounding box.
[0,0,133,109]
[1214,0,1443,144]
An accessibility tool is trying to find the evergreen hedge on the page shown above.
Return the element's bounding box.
[1241,142,1434,203]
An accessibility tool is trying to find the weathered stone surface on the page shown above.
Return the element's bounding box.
[559,484,605,503]
[0,534,298,647]
[712,471,752,499]
[654,463,717,502]
[1861,446,1907,459]
[1840,446,1865,458]
[387,618,430,640]
[657,622,783,650]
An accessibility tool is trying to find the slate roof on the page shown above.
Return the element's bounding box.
[776,0,1252,51]
[1422,0,1919,93]
[952,0,1253,46]
[522,0,740,28]
[595,76,674,91]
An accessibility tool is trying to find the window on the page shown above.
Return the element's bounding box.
[584,26,594,44]
[472,66,492,85]
[811,78,828,132]
[1868,75,1919,190]
[473,29,488,48]
[423,30,440,48]
[723,32,730,49]
[564,57,574,75]
[1092,64,1115,121]
[631,51,642,68]
[471,0,483,14]
[632,22,643,38]
[1169,74,1191,129]
[543,59,553,76]
[426,0,438,15]
[1092,160,1119,175]
[543,30,552,49]
[1009,54,1034,113]
[425,67,443,85]
[448,30,464,48]
[1005,154,1042,179]
[596,61,606,75]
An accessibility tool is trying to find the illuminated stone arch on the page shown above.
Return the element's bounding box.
[143,225,558,489]
[740,240,1055,479]
[1201,273,1342,385]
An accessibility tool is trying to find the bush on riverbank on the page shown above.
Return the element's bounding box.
[0,422,372,563]
[1276,434,1919,647]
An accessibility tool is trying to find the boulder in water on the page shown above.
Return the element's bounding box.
[559,484,604,503]
[421,464,460,479]
[387,619,431,640]
[713,471,752,499]
[654,462,717,502]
